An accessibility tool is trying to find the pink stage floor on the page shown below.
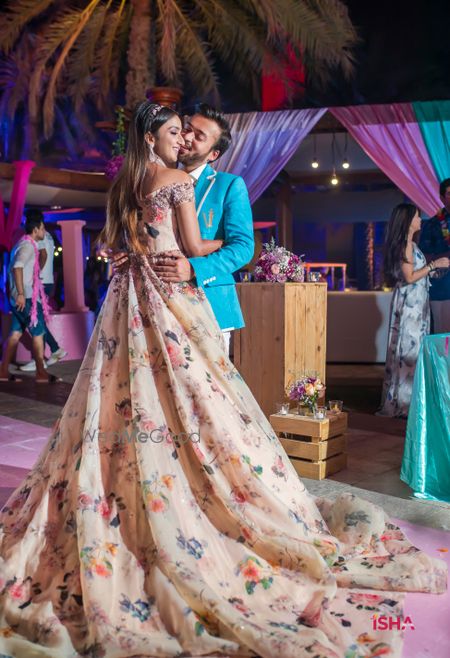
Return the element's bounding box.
[0,415,449,657]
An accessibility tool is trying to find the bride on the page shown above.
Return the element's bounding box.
[0,102,446,658]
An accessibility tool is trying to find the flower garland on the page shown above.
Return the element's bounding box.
[437,208,450,247]
[23,236,51,327]
[105,106,126,180]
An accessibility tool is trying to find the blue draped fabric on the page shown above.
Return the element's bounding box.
[413,100,450,182]
[401,333,450,502]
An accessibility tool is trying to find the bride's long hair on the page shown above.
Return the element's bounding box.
[383,203,419,286]
[99,101,179,254]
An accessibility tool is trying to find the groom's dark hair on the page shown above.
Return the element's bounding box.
[24,208,44,234]
[196,103,232,158]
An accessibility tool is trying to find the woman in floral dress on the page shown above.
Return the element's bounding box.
[0,104,446,658]
[378,203,450,417]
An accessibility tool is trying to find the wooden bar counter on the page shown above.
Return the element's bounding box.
[233,282,327,418]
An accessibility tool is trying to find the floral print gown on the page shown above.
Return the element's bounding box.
[378,243,430,418]
[0,182,446,658]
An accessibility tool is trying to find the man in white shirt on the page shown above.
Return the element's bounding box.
[0,214,57,383]
[19,210,67,371]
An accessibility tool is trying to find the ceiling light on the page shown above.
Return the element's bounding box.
[342,158,350,169]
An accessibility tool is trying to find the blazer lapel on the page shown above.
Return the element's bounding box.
[195,164,217,214]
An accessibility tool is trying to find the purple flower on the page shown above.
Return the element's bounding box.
[105,154,125,180]
[254,239,305,283]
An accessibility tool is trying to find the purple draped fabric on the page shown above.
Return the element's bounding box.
[219,109,326,203]
[331,104,440,216]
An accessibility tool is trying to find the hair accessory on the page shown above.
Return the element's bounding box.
[149,104,163,120]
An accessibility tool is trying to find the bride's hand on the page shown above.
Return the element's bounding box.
[108,250,129,273]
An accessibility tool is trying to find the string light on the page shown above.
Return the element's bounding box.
[54,251,59,256]
[57,246,62,252]
[342,133,350,169]
[311,133,319,169]
[331,133,339,185]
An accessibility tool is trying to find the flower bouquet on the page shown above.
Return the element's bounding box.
[253,237,305,283]
[286,375,325,416]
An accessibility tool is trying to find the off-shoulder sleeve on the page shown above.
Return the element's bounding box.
[171,181,195,206]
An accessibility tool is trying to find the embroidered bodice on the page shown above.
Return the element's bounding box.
[137,180,194,255]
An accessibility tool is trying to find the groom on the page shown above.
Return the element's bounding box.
[152,104,254,352]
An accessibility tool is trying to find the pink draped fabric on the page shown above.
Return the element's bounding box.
[220,109,326,203]
[0,160,36,251]
[331,104,440,216]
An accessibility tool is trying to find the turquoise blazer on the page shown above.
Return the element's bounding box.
[189,164,254,330]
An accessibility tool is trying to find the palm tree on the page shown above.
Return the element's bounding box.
[0,0,357,159]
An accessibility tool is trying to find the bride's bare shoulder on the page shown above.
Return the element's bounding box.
[144,165,190,189]
[158,168,191,186]
[143,165,191,196]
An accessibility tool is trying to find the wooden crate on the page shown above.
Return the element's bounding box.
[269,411,348,480]
[279,433,346,461]
[233,282,327,418]
[288,452,347,479]
[270,411,348,442]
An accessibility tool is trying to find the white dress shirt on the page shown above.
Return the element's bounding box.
[185,163,208,183]
[8,237,38,300]
[37,231,55,284]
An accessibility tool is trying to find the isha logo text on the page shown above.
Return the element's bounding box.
[372,615,415,631]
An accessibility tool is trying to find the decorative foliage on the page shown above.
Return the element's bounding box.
[253,237,305,283]
[105,105,126,179]
[0,0,358,156]
[112,106,126,156]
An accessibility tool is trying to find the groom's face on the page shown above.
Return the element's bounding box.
[179,114,221,169]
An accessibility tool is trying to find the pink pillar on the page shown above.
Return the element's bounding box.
[57,220,89,312]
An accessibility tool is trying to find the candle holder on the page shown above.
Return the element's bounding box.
[275,402,290,415]
[314,406,327,419]
[308,271,321,283]
[328,400,343,414]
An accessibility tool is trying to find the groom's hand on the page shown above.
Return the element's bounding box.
[152,252,194,282]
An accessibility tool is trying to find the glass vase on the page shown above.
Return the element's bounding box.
[297,403,314,416]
